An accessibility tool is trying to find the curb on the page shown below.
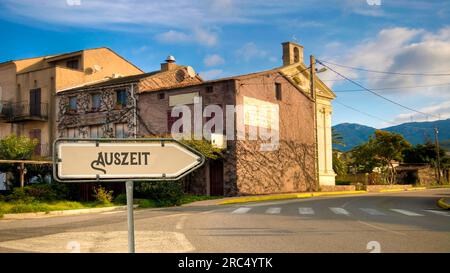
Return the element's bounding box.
[379,187,427,193]
[437,198,450,210]
[217,187,431,205]
[1,205,139,220]
[217,191,368,205]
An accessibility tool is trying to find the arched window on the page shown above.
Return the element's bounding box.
[294,47,300,63]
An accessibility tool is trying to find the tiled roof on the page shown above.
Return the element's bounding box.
[58,66,203,94]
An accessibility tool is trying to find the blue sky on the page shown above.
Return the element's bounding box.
[0,0,449,128]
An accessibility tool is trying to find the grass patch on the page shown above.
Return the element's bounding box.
[134,195,222,209]
[427,184,450,189]
[0,195,224,217]
[136,199,157,208]
[180,195,222,205]
[0,201,118,218]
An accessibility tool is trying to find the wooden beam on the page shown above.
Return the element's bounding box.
[0,160,52,165]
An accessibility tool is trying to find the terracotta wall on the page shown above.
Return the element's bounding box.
[234,72,317,194]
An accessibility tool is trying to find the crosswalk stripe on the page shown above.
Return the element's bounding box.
[330,207,350,215]
[298,207,315,215]
[424,210,450,217]
[266,207,281,214]
[232,207,251,214]
[390,209,424,216]
[360,208,386,216]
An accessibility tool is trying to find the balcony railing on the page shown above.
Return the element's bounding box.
[3,102,49,122]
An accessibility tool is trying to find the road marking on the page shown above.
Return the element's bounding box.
[424,210,450,217]
[265,207,281,214]
[101,211,123,215]
[176,216,188,230]
[356,221,407,236]
[330,207,350,215]
[232,207,251,214]
[360,208,386,216]
[390,209,424,216]
[298,207,315,215]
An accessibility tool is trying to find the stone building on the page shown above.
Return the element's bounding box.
[56,59,202,139]
[0,47,143,157]
[57,42,336,196]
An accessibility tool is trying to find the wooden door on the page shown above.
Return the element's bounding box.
[209,159,224,196]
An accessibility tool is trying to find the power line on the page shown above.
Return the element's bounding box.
[334,100,434,131]
[334,82,450,93]
[317,59,440,119]
[319,59,450,77]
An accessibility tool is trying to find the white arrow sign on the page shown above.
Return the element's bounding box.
[53,139,205,182]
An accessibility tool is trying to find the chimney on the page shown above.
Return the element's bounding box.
[282,42,304,66]
[161,55,179,71]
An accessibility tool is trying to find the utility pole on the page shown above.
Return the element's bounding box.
[310,55,320,191]
[434,127,442,184]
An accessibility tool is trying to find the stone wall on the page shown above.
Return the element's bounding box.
[235,140,316,194]
[366,184,412,192]
[57,84,138,138]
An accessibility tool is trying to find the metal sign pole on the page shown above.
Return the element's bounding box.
[126,180,135,253]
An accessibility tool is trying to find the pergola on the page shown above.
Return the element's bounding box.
[0,159,53,188]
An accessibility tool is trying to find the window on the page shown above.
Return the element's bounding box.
[67,128,79,138]
[69,96,77,111]
[294,47,300,63]
[115,123,128,138]
[90,125,103,138]
[116,89,127,107]
[158,93,165,100]
[275,83,282,101]
[66,59,79,70]
[91,93,101,110]
[206,86,213,93]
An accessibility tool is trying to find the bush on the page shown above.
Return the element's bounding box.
[6,188,35,203]
[114,193,127,205]
[25,184,58,201]
[93,186,113,204]
[0,135,38,160]
[135,181,184,207]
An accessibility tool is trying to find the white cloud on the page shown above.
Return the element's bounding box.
[155,30,191,44]
[155,27,217,46]
[193,27,218,46]
[1,0,446,31]
[203,54,225,67]
[199,69,223,80]
[235,42,268,62]
[320,27,450,96]
[391,100,450,125]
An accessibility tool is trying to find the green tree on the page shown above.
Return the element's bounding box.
[350,141,380,173]
[0,135,38,160]
[332,129,347,175]
[403,141,446,164]
[332,128,345,147]
[351,130,410,184]
[372,130,411,184]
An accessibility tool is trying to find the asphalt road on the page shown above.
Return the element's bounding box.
[0,189,449,253]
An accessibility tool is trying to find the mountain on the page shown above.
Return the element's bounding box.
[333,119,450,152]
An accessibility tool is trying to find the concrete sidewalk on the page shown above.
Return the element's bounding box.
[1,205,139,220]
